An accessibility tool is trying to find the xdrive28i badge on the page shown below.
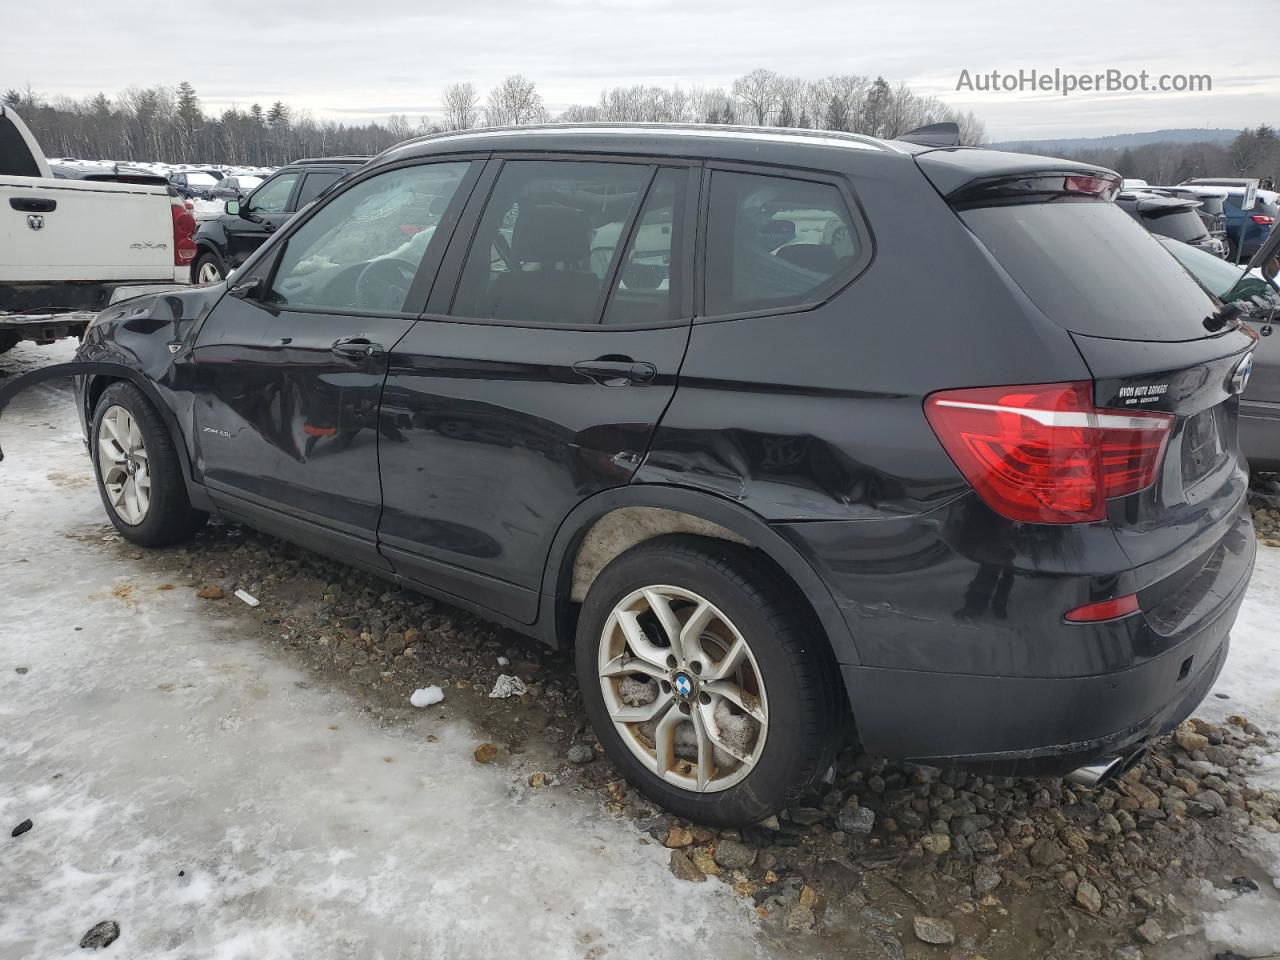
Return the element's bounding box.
[1229,351,1254,396]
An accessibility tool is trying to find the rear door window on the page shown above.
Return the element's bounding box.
[961,200,1220,341]
[450,159,651,325]
[602,168,687,326]
[704,170,861,316]
[296,170,344,209]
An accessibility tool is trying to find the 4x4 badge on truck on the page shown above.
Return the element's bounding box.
[26,215,43,231]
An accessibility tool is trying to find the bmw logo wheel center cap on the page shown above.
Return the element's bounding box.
[672,671,697,701]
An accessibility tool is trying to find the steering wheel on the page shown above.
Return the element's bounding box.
[354,259,418,311]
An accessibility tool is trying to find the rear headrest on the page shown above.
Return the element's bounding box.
[775,243,838,275]
[512,204,591,264]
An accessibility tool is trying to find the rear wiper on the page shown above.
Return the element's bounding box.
[1203,300,1244,333]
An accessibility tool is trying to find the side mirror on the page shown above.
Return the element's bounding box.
[225,200,240,216]
[228,276,265,300]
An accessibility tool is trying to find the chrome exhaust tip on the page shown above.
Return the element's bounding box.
[1065,755,1125,788]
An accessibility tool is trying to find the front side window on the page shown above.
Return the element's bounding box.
[267,161,470,314]
[247,172,300,215]
[451,160,651,325]
[704,170,860,316]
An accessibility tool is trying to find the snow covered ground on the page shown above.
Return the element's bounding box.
[0,342,770,959]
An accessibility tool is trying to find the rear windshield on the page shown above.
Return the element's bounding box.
[1144,208,1208,243]
[962,200,1220,341]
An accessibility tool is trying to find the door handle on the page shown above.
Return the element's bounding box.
[572,359,657,386]
[332,337,386,360]
[9,197,56,213]
[263,222,277,233]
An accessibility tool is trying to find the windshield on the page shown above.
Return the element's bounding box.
[962,199,1221,341]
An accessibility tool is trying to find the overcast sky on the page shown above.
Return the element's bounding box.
[4,0,1277,141]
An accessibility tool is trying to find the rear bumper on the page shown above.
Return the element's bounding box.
[840,581,1241,775]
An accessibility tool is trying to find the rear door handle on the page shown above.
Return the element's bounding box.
[572,359,657,386]
[263,222,277,233]
[332,337,386,360]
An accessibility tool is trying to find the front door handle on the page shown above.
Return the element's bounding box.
[263,222,277,233]
[332,337,386,360]
[572,359,657,386]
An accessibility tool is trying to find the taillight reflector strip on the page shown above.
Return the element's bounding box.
[924,381,1173,524]
[1064,594,1140,623]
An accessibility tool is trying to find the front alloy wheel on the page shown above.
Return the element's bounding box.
[96,405,151,524]
[599,585,768,792]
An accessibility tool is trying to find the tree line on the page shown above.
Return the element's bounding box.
[1021,126,1280,187]
[3,70,986,167]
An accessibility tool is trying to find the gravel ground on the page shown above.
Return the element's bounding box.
[4,341,1280,959]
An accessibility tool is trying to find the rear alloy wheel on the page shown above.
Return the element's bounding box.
[577,535,842,825]
[598,585,769,793]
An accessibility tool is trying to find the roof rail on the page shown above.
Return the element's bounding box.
[372,121,898,162]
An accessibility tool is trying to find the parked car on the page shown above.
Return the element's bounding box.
[1222,190,1277,262]
[1,125,1258,826]
[0,105,194,353]
[1144,185,1229,244]
[167,170,220,200]
[1155,235,1280,470]
[1115,190,1226,257]
[190,156,368,283]
[206,175,263,202]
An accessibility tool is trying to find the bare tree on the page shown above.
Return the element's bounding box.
[441,82,479,131]
[733,68,780,125]
[484,75,545,126]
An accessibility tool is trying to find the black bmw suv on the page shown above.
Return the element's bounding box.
[0,124,1258,826]
[191,156,369,284]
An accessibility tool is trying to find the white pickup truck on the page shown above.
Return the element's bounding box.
[1,105,195,353]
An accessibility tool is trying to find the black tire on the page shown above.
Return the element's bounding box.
[91,382,207,547]
[575,534,843,826]
[0,330,18,354]
[192,251,225,285]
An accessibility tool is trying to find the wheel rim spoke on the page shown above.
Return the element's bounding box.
[703,679,766,723]
[676,599,715,665]
[600,652,666,681]
[653,703,683,782]
[696,699,754,766]
[610,689,673,725]
[690,708,716,790]
[703,637,748,682]
[614,609,671,669]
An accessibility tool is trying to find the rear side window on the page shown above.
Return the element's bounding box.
[602,168,686,326]
[962,201,1219,342]
[704,171,860,316]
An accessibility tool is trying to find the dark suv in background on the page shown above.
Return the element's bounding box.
[1116,190,1227,257]
[191,156,368,283]
[1,124,1258,826]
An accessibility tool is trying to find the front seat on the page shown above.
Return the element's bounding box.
[483,205,601,324]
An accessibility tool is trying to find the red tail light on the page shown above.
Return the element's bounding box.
[171,200,197,266]
[1064,594,1140,623]
[924,381,1173,524]
[1250,214,1275,225]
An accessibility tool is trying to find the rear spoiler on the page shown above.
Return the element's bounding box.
[915,147,1120,205]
